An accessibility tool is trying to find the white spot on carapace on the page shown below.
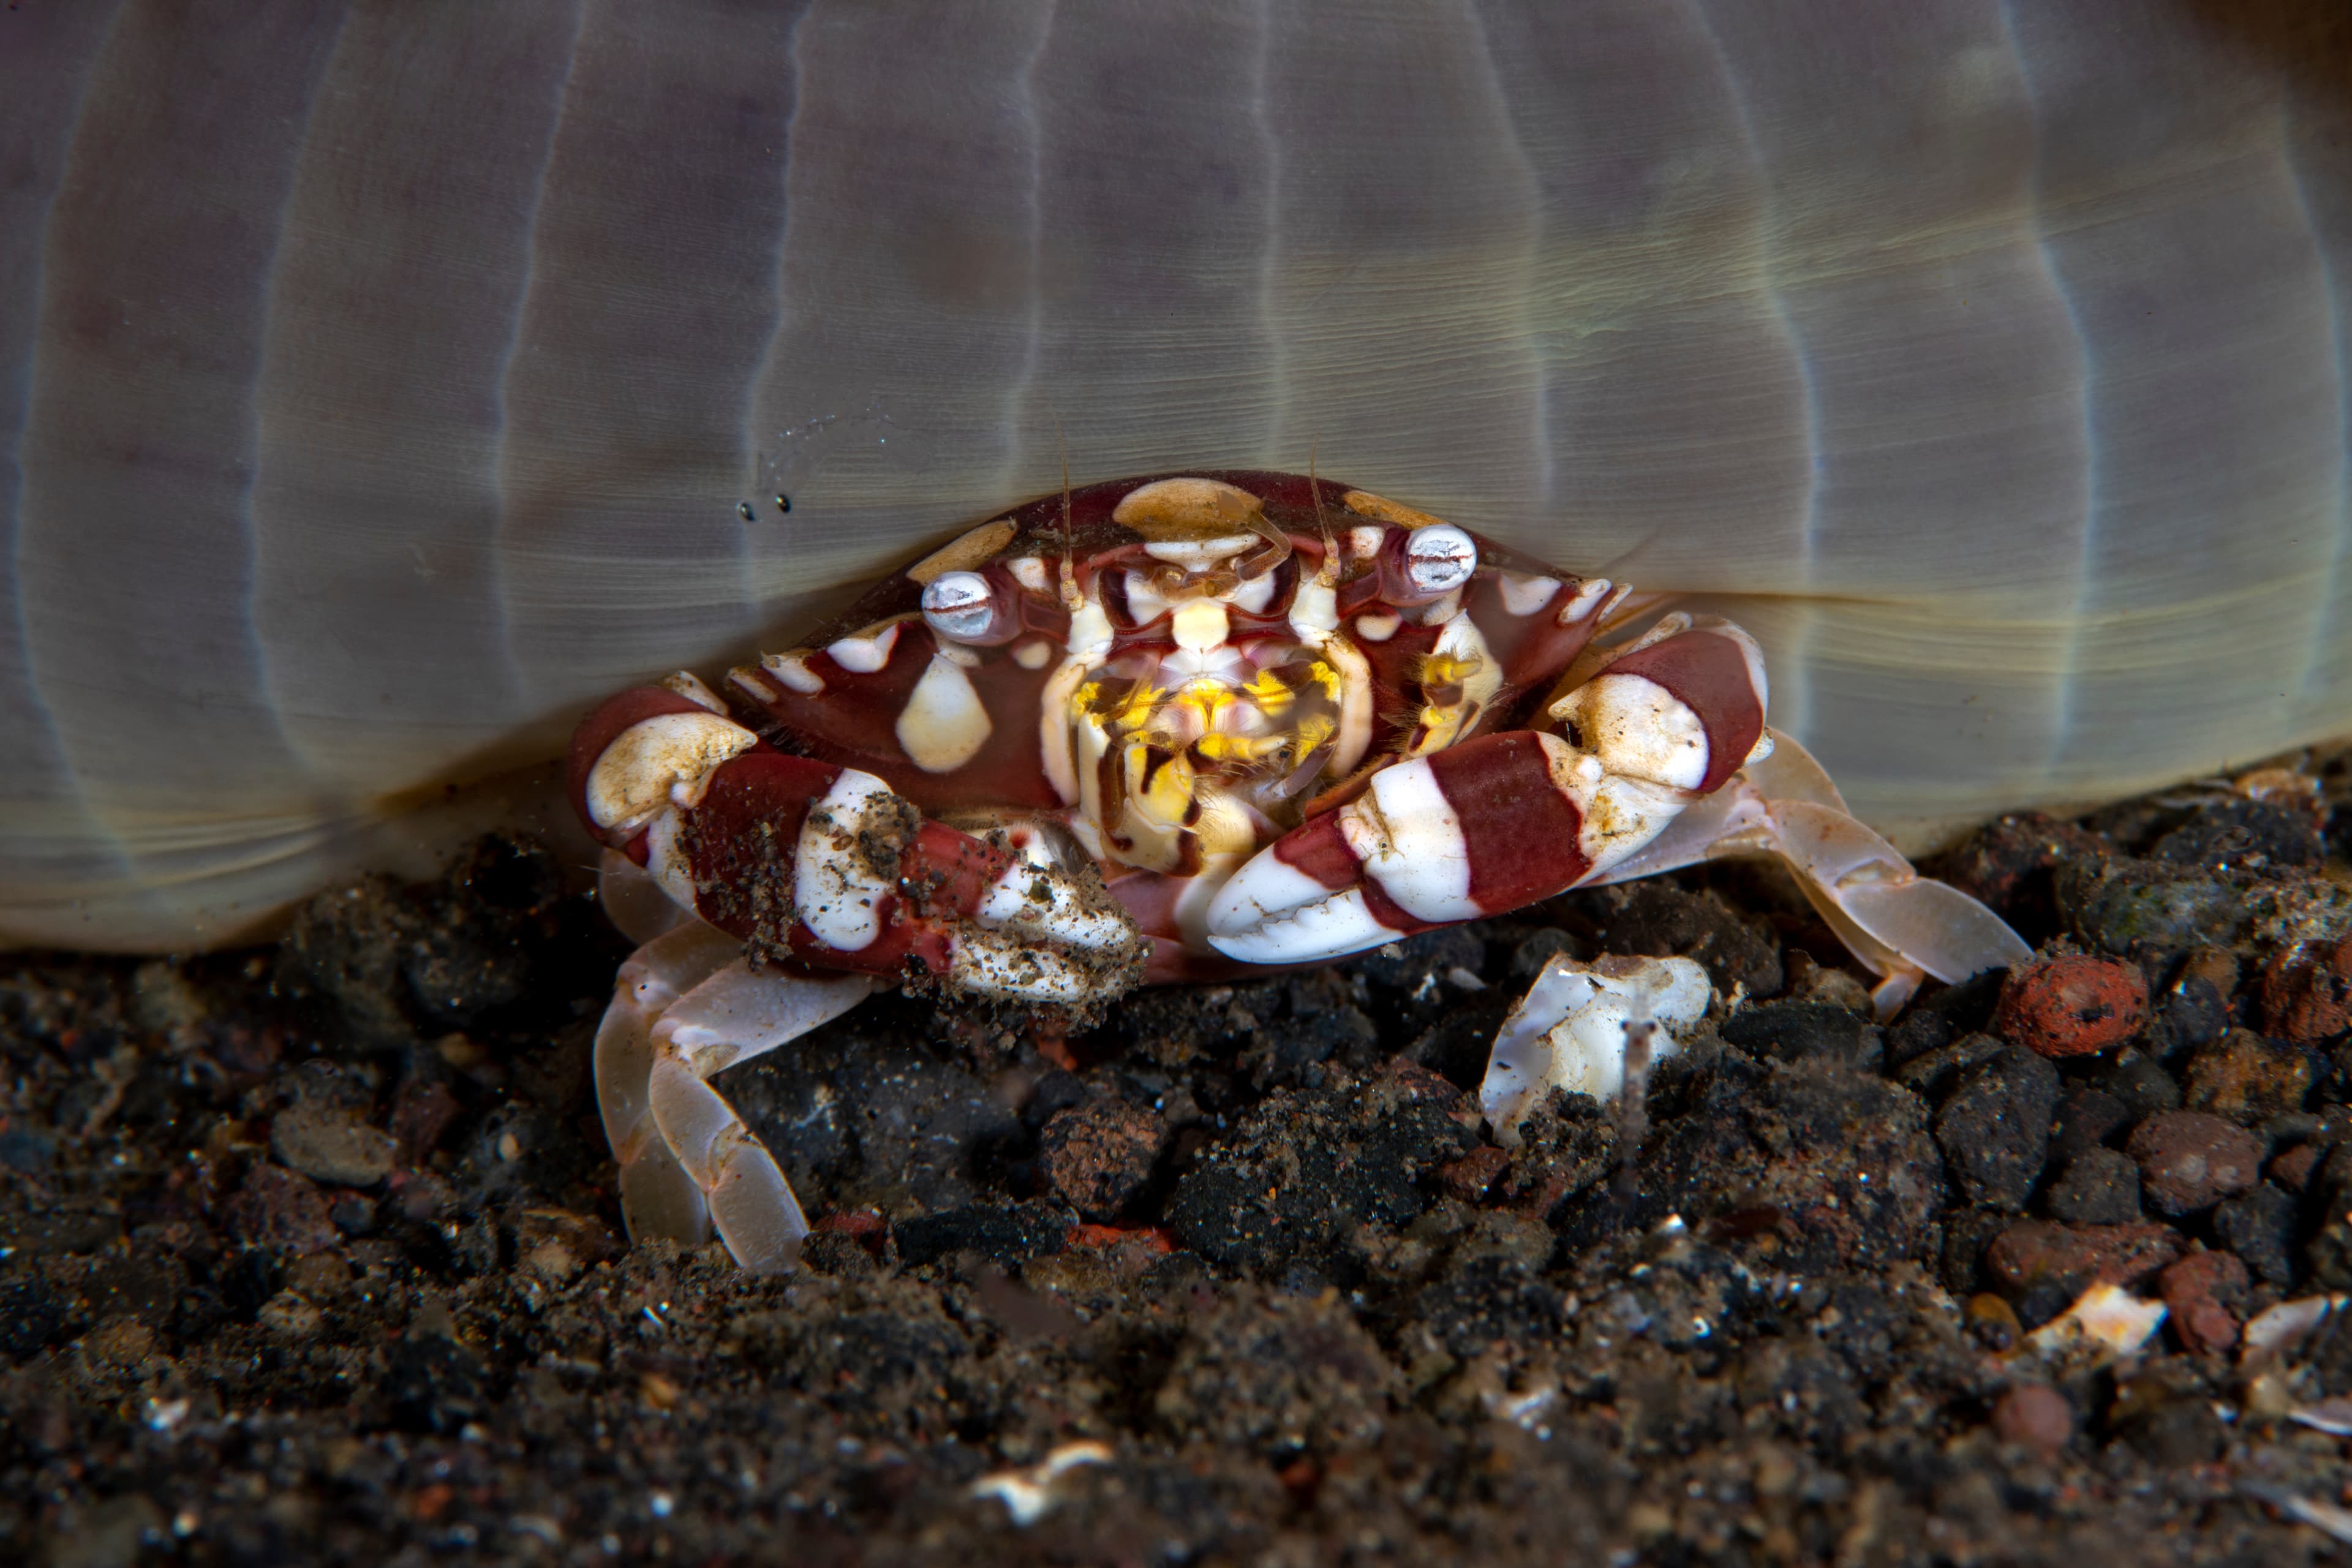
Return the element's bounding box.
[1354,612,1401,643]
[1498,574,1561,616]
[1113,476,1263,535]
[1123,570,1174,625]
[1011,638,1053,670]
[895,655,993,773]
[825,622,901,674]
[761,652,824,695]
[793,770,897,951]
[1347,526,1385,559]
[586,712,757,833]
[1009,556,1050,594]
[1172,598,1230,654]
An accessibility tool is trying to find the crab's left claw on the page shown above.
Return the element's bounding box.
[1591,729,2030,1018]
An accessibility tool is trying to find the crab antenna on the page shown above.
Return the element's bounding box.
[1307,437,1338,581]
[1055,421,1082,609]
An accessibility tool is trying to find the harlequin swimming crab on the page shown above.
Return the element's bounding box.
[569,471,2029,1271]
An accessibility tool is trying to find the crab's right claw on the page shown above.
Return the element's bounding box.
[1591,729,2030,1019]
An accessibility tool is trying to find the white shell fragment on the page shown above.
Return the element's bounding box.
[2027,1283,2167,1360]
[583,712,757,834]
[2241,1294,2349,1362]
[968,1441,1113,1527]
[1480,953,1713,1143]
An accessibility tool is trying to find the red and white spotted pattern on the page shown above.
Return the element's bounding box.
[566,471,2029,1272]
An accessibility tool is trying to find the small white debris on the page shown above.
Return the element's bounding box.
[2242,1294,2348,1363]
[969,1441,1113,1526]
[2287,1396,2352,1436]
[1482,1385,1558,1431]
[2027,1283,2166,1360]
[1480,954,1712,1143]
[144,1397,189,1434]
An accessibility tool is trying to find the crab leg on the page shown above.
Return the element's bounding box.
[595,921,737,1249]
[571,687,1145,1003]
[1207,622,1770,965]
[593,919,876,1270]
[1589,729,2030,1018]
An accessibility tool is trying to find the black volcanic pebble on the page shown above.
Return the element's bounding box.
[1722,1001,1880,1072]
[2042,1147,2141,1225]
[1585,881,1782,1000]
[2048,1085,2135,1167]
[2145,974,2230,1061]
[2092,1050,2181,1120]
[1933,1047,2061,1213]
[2150,799,2324,874]
[2214,1182,2299,1289]
[893,1202,1074,1270]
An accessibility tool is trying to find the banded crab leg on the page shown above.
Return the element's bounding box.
[1205,620,1776,965]
[1586,728,2030,1018]
[573,684,1147,1270]
[1207,620,2027,1019]
[594,916,875,1270]
[571,685,1146,1005]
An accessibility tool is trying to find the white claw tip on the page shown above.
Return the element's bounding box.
[585,712,757,834]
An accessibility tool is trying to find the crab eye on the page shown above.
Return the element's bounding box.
[1403,524,1477,596]
[921,570,1006,643]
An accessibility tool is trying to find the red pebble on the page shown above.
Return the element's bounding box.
[1983,1219,2184,1296]
[1438,1146,1511,1203]
[225,1162,339,1257]
[813,1208,888,1255]
[1996,956,2149,1058]
[2259,935,2352,1044]
[1991,1384,2074,1455]
[2269,1142,2324,1193]
[2158,1250,2250,1357]
[1066,1223,1177,1254]
[2126,1111,2263,1214]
